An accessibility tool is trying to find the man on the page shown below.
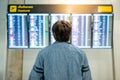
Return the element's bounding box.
[29,20,92,80]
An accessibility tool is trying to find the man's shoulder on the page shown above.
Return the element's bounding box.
[70,44,84,52]
[38,44,54,54]
[70,45,87,57]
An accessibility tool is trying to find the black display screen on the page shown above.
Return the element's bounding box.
[7,13,28,48]
[7,13,113,49]
[72,14,92,48]
[92,14,113,48]
[71,13,113,48]
[29,14,49,48]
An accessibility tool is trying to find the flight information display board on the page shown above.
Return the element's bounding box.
[50,14,71,44]
[72,14,92,48]
[7,4,113,49]
[7,13,28,48]
[92,14,113,48]
[29,14,49,48]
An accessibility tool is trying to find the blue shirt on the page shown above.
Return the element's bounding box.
[29,41,92,80]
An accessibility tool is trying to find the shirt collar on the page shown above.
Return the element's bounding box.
[54,41,71,44]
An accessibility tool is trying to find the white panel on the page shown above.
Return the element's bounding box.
[112,0,120,20]
[113,20,120,80]
[22,49,40,80]
[0,0,7,80]
[25,0,112,4]
[112,0,120,80]
[0,0,7,14]
[84,49,113,80]
[48,0,112,4]
[25,0,49,4]
[0,19,7,80]
[9,0,24,4]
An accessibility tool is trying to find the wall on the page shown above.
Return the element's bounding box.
[0,0,8,80]
[6,0,25,80]
[23,0,120,80]
[113,0,120,80]
[22,0,115,80]
[0,0,120,80]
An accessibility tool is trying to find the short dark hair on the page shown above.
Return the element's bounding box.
[52,20,71,42]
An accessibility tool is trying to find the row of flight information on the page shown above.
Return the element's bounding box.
[7,13,113,48]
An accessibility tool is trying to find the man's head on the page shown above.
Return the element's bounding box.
[52,20,71,42]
